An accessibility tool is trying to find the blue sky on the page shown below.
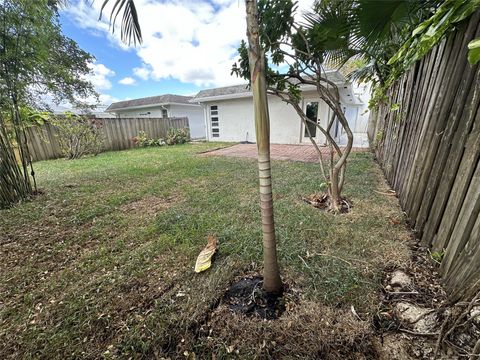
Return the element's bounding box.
[58,0,248,105]
[59,0,313,106]
[60,11,206,102]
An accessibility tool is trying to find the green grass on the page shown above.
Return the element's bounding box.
[0,143,411,359]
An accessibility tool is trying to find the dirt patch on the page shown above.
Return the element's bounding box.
[302,192,352,213]
[222,276,292,320]
[120,195,178,217]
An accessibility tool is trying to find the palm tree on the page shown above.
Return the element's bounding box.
[100,0,282,294]
[245,0,282,294]
[307,0,442,87]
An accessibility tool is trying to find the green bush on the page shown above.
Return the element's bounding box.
[132,127,189,148]
[50,113,104,159]
[132,130,166,147]
[166,127,190,145]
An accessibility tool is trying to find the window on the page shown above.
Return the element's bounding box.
[161,108,168,118]
[210,105,219,138]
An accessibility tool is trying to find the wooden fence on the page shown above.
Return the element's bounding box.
[25,117,189,162]
[368,11,480,301]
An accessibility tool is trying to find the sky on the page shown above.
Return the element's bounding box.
[59,0,314,107]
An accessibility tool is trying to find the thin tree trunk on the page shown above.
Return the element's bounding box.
[330,167,341,211]
[245,0,282,294]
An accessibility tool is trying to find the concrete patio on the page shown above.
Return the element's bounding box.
[200,143,368,163]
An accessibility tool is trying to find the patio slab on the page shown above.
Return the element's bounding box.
[200,143,368,163]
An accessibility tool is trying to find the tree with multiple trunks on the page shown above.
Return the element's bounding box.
[233,0,354,213]
[0,0,96,208]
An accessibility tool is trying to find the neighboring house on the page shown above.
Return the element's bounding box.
[190,71,370,147]
[105,94,205,139]
[52,104,116,118]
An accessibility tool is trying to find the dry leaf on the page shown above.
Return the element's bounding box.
[388,217,401,225]
[194,235,218,273]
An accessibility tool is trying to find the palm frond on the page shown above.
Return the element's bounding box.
[346,62,377,84]
[99,0,142,46]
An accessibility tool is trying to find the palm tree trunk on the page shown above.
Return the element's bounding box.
[245,0,282,294]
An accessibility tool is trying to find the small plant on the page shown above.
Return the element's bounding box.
[166,127,190,145]
[430,250,445,264]
[390,103,400,111]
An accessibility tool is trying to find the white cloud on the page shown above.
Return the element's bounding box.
[86,62,116,90]
[64,1,243,87]
[118,76,136,85]
[296,0,316,19]
[98,93,120,105]
[133,66,151,80]
[64,0,315,88]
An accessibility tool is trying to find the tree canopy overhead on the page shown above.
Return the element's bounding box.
[0,0,97,110]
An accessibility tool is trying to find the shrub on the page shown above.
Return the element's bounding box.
[132,127,189,148]
[132,130,149,147]
[50,113,104,159]
[166,127,190,145]
[132,131,166,147]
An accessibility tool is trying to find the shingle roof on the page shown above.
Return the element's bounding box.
[191,84,250,102]
[106,94,193,111]
[191,71,346,103]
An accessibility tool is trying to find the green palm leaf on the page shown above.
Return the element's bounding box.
[99,0,142,45]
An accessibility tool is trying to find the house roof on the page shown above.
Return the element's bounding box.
[191,70,348,103]
[106,94,194,112]
[191,84,251,102]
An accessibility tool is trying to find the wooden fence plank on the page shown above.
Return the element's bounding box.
[419,69,480,243]
[440,159,480,276]
[444,214,480,301]
[25,117,190,161]
[432,124,480,252]
[370,11,480,300]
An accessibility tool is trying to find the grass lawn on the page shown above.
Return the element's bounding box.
[0,143,412,359]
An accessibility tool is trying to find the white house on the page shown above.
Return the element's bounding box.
[190,71,370,146]
[106,94,206,139]
[52,104,116,118]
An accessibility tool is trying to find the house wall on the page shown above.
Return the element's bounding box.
[169,104,205,139]
[112,104,205,139]
[115,106,167,118]
[201,93,368,146]
[337,104,370,147]
[203,96,306,144]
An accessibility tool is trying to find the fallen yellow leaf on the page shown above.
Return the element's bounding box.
[194,235,218,273]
